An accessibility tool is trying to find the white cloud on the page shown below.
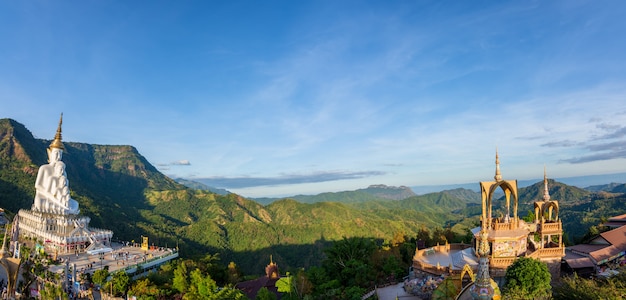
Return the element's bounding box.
[172,160,191,166]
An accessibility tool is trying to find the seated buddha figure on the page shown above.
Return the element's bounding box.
[31,115,80,215]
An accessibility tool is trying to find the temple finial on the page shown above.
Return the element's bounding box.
[543,165,551,201]
[49,113,65,150]
[494,148,502,181]
[470,226,495,298]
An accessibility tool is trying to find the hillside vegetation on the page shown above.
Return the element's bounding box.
[0,118,465,273]
[1,118,625,275]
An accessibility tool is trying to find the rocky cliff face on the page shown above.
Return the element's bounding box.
[0,118,183,234]
[0,119,44,164]
[0,119,46,212]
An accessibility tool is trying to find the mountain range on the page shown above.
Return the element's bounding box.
[409,173,626,195]
[1,118,625,275]
[182,173,626,204]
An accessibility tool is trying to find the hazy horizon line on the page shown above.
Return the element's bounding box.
[182,171,626,199]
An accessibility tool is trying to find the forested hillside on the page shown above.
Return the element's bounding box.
[1,118,625,276]
[254,184,416,205]
[0,118,470,274]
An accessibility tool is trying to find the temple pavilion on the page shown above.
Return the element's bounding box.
[17,114,113,255]
[472,152,565,277]
[411,151,565,299]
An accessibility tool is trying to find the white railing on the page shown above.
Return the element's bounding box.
[115,250,179,277]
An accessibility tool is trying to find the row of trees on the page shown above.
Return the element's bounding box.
[106,253,248,299]
[83,258,246,299]
[24,223,626,300]
[91,268,132,298]
[120,225,473,299]
[89,232,417,300]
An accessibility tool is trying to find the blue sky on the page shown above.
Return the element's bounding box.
[2,1,626,197]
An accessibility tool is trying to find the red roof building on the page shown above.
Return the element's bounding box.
[563,216,626,277]
[603,213,626,229]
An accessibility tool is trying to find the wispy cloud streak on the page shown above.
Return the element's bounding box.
[196,170,386,189]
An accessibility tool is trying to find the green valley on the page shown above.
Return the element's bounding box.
[1,117,625,278]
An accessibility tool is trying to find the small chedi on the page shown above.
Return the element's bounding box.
[17,114,113,254]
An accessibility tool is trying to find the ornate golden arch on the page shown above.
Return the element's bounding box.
[480,179,519,228]
[460,263,475,282]
[542,201,559,221]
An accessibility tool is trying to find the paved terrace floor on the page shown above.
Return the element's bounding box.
[48,242,177,275]
[420,251,454,268]
[418,248,479,270]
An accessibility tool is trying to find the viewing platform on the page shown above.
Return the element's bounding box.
[49,242,179,278]
[413,243,478,276]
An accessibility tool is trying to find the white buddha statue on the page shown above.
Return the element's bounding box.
[32,114,80,215]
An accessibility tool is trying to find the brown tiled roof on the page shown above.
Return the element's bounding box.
[600,224,626,250]
[569,244,608,255]
[564,256,595,269]
[608,213,626,222]
[604,214,626,228]
[602,214,626,227]
[563,250,596,276]
[590,245,621,264]
[236,276,281,300]
[568,225,626,264]
[603,222,626,228]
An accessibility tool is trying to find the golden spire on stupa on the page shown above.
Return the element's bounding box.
[49,113,65,150]
[542,165,551,201]
[494,148,502,182]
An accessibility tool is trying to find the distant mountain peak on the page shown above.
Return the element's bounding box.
[359,184,416,200]
[367,184,410,189]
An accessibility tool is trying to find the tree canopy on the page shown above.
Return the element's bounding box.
[504,257,551,299]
